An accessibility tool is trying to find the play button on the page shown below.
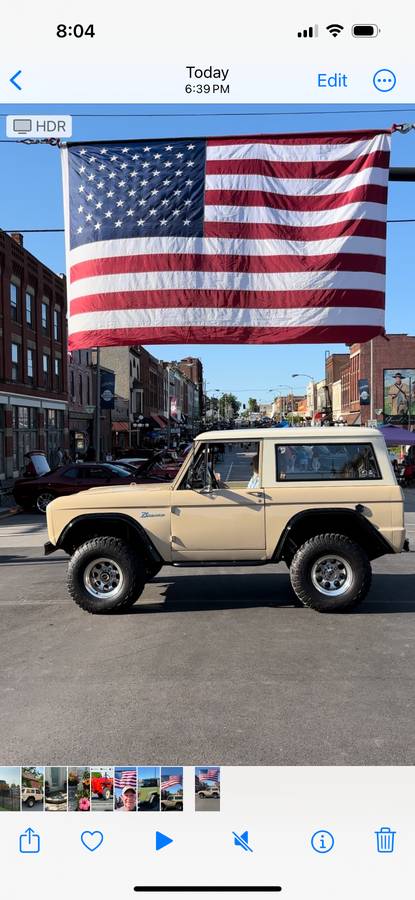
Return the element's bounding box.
[156,831,173,851]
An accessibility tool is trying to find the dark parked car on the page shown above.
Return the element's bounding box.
[13,451,168,514]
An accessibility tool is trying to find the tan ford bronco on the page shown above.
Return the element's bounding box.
[45,427,407,614]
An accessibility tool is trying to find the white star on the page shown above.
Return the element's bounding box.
[161,198,169,206]
[86,193,93,201]
[140,179,148,186]
[77,225,83,233]
[126,209,134,216]
[128,189,137,197]
[183,218,191,225]
[122,147,129,154]
[85,213,92,222]
[149,209,157,216]
[187,144,195,150]
[172,209,180,217]
[138,198,146,206]
[118,180,126,187]
[108,172,116,179]
[95,201,103,209]
[137,218,145,226]
[114,220,122,228]
[163,179,171,186]
[165,145,173,151]
[77,205,84,213]
[143,146,151,152]
[132,154,139,161]
[96,181,104,189]
[164,161,172,168]
[186,179,193,186]
[80,149,87,156]
[160,218,168,225]
[130,171,138,178]
[87,173,95,181]
[152,170,160,177]
[99,164,106,171]
[78,185,85,193]
[110,155,117,162]
[142,161,150,169]
[151,188,159,196]
[153,153,162,159]
[105,210,112,218]
[176,170,183,177]
[89,156,96,163]
[120,162,127,170]
[174,189,181,196]
[106,190,114,198]
[176,152,184,158]
[100,148,108,155]
[184,199,192,206]
[79,165,86,174]
[186,160,195,167]
[94,222,101,230]
[116,199,125,207]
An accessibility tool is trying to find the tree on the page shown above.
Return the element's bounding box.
[247,397,259,412]
[218,393,241,419]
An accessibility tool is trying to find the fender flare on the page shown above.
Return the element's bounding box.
[53,512,164,563]
[273,506,393,561]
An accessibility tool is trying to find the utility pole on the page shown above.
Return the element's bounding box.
[166,365,171,449]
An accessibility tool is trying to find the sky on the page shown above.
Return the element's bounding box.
[1,102,415,404]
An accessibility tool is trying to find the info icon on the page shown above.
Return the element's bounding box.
[311,830,335,854]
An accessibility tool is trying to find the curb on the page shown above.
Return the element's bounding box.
[0,506,19,520]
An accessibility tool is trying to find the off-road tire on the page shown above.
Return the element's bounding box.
[289,533,372,613]
[67,536,146,614]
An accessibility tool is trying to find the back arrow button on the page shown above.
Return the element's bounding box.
[10,70,22,91]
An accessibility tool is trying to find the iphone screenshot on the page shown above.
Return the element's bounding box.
[0,1,415,897]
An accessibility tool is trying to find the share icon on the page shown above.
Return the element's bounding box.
[232,830,253,852]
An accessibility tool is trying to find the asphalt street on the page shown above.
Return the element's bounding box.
[0,500,415,765]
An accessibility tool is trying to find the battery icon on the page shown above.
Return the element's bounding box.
[352,24,379,37]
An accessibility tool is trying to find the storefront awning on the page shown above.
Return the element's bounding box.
[152,414,167,428]
[112,421,129,432]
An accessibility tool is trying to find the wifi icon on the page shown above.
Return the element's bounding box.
[327,23,344,36]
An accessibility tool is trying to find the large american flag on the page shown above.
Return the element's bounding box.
[114,768,137,790]
[161,773,183,790]
[61,130,391,349]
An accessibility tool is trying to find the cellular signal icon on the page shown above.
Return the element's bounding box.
[297,24,319,38]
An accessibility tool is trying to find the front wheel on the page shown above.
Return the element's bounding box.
[36,491,55,514]
[67,536,146,613]
[289,533,372,612]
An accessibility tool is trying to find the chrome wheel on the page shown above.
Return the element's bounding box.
[310,555,353,597]
[36,492,55,513]
[83,557,124,600]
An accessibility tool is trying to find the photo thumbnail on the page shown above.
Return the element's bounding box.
[114,767,137,811]
[21,767,44,811]
[44,767,67,812]
[137,767,160,811]
[68,767,91,811]
[90,768,114,811]
[195,767,220,811]
[161,768,183,811]
[0,767,20,811]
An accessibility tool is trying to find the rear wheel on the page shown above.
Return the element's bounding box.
[36,491,55,514]
[67,536,146,613]
[289,533,372,612]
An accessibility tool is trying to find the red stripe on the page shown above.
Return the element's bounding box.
[69,289,385,316]
[204,220,387,240]
[207,130,390,146]
[70,252,385,283]
[205,184,387,211]
[69,323,384,350]
[206,151,389,178]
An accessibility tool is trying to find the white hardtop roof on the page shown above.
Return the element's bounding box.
[196,427,383,441]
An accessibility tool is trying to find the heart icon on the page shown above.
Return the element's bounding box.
[81,830,104,852]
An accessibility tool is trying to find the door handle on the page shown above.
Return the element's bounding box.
[247,490,263,497]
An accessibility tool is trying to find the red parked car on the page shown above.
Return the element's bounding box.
[13,451,170,514]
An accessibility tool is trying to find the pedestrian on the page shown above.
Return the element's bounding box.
[247,453,260,488]
[118,786,136,811]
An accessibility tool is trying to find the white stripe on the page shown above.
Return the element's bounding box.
[69,306,385,335]
[205,167,389,196]
[205,201,387,226]
[69,269,384,300]
[69,234,386,264]
[206,134,391,163]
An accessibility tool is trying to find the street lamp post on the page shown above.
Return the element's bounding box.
[292,373,315,421]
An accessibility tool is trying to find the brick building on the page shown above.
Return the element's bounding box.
[68,349,94,457]
[0,230,68,487]
[340,333,415,425]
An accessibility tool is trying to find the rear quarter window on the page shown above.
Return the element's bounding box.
[275,442,381,481]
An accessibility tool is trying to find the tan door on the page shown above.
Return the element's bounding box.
[170,440,265,560]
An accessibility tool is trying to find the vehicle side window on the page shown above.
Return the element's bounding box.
[180,441,261,490]
[91,467,111,480]
[62,467,80,480]
[275,443,381,481]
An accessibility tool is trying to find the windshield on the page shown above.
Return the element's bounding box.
[104,464,135,477]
